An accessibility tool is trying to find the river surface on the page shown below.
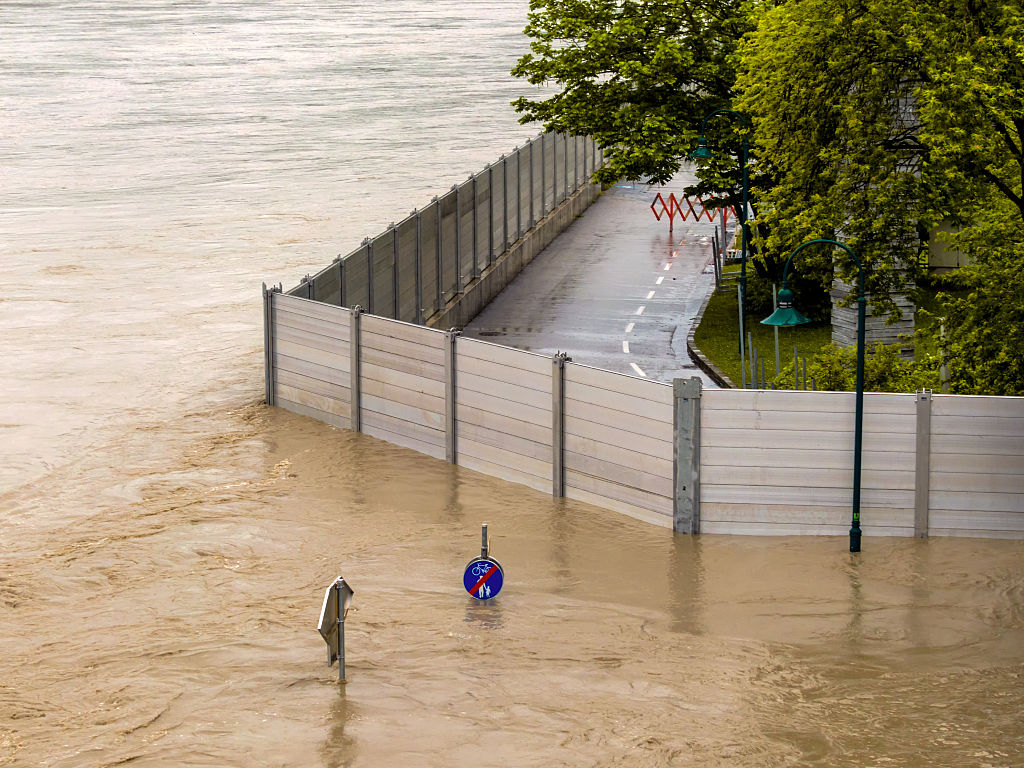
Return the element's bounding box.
[1,2,1022,766]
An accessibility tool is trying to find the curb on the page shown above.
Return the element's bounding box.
[686,285,736,389]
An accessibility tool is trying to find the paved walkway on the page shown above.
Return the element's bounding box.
[465,169,720,386]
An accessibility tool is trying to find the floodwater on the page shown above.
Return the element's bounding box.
[1,2,1022,766]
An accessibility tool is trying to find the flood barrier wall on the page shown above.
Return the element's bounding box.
[263,292,1024,540]
[285,133,603,331]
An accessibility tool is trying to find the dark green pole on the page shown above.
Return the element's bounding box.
[775,239,865,552]
[850,264,866,552]
[739,133,749,389]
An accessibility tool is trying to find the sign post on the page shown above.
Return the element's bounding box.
[318,576,355,682]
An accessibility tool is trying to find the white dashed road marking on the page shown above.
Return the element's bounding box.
[646,290,655,299]
[656,276,664,285]
[624,322,634,333]
[630,363,647,377]
[622,340,630,353]
[635,306,645,315]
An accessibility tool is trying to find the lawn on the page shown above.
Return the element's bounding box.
[694,284,833,386]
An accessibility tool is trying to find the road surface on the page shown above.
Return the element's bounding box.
[465,170,721,386]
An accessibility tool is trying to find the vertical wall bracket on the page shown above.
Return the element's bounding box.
[914,389,933,538]
[262,283,279,406]
[391,223,399,319]
[552,352,571,497]
[414,210,423,324]
[552,133,558,209]
[502,154,509,254]
[673,377,703,534]
[529,140,536,228]
[337,255,346,308]
[444,329,461,463]
[540,134,547,218]
[350,306,364,432]
[364,237,374,315]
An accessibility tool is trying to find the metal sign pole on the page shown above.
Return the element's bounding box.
[481,523,488,558]
[335,579,346,682]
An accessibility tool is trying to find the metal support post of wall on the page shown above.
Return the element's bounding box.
[453,185,463,293]
[303,274,313,300]
[444,329,461,463]
[914,389,933,538]
[340,259,348,308]
[262,283,274,406]
[414,211,423,324]
[529,140,536,228]
[583,136,589,180]
[673,377,702,534]
[571,135,576,188]
[434,196,442,311]
[391,224,399,319]
[541,134,547,218]
[563,133,569,200]
[350,306,363,432]
[516,148,522,239]
[551,352,571,497]
[488,164,495,265]
[364,238,374,315]
[502,155,508,253]
[552,134,558,208]
[471,175,479,279]
[336,256,345,308]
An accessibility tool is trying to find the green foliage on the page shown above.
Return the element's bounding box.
[512,0,1024,394]
[744,267,832,323]
[734,0,932,319]
[938,218,1024,395]
[510,0,749,186]
[915,2,1024,229]
[771,343,941,393]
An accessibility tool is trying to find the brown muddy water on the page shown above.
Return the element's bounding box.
[1,2,1022,766]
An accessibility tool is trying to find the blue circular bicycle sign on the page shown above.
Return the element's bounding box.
[463,556,504,600]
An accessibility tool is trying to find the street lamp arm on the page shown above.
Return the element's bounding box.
[698,108,753,135]
[779,238,864,302]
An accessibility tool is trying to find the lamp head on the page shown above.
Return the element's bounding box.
[761,287,811,326]
[690,137,713,160]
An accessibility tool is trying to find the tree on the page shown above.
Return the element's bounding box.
[512,0,1024,393]
[733,0,935,318]
[511,0,749,185]
[940,236,1024,395]
[916,1,1024,394]
[734,0,1024,395]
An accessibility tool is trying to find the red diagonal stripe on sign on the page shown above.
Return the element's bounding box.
[471,565,499,597]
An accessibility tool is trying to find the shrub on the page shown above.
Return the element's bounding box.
[771,342,941,392]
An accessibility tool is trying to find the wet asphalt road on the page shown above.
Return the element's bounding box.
[465,171,720,386]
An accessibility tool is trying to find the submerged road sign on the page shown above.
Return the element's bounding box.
[463,556,504,599]
[318,576,354,681]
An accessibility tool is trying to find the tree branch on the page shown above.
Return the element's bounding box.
[980,167,1024,222]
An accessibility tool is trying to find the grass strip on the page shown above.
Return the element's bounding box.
[693,286,832,386]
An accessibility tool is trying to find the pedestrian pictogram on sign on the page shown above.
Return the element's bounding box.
[464,556,504,599]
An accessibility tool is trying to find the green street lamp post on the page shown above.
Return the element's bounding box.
[762,239,866,553]
[691,109,752,388]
